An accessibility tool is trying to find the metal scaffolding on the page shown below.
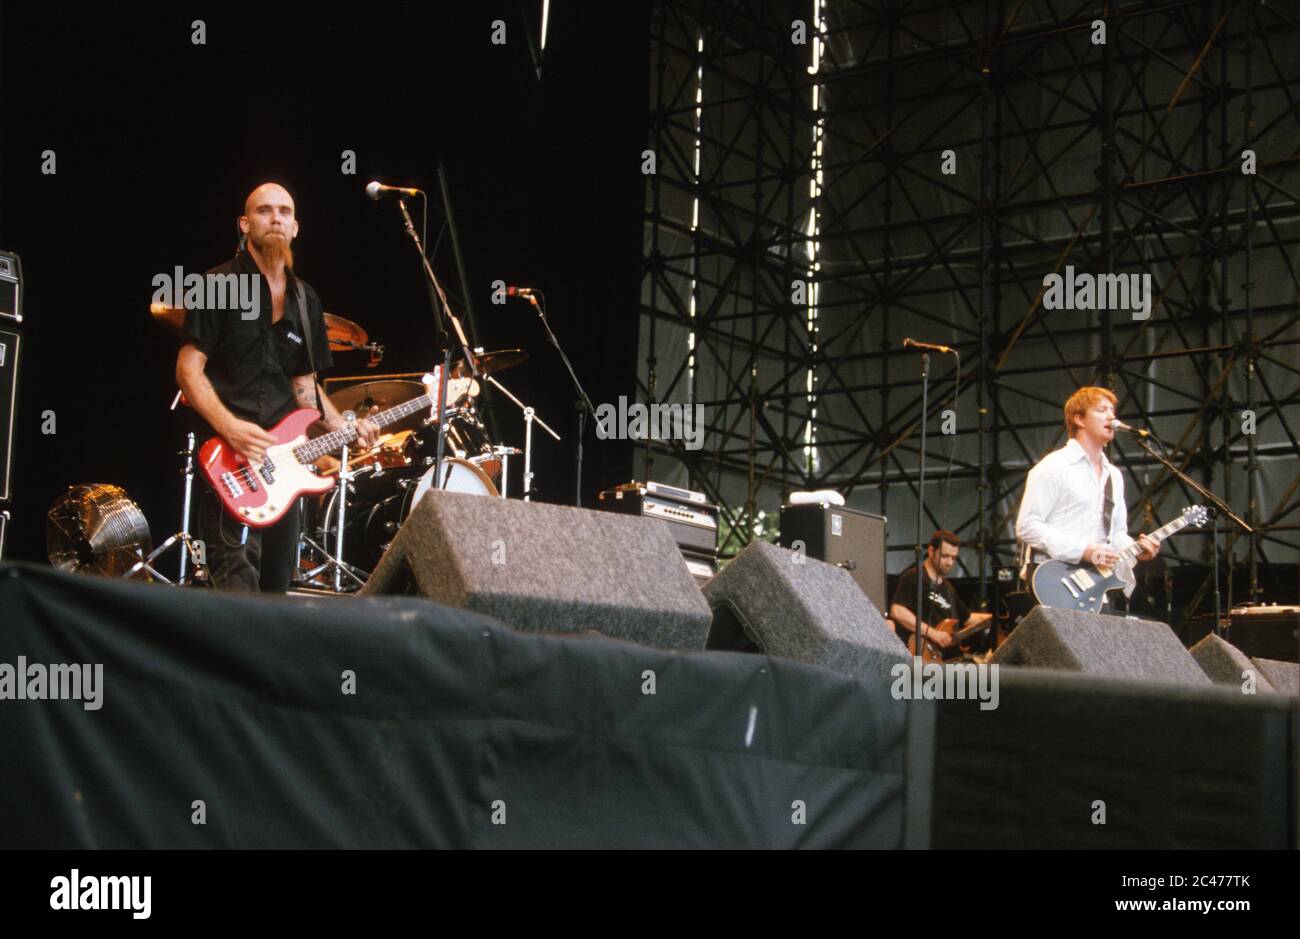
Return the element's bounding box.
[641,0,1300,615]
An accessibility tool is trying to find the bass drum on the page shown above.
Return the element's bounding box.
[407,454,498,507]
[349,457,499,572]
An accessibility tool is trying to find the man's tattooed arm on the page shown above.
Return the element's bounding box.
[291,373,381,448]
[292,375,317,410]
[292,374,339,433]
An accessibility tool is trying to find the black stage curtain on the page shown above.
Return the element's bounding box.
[0,563,905,848]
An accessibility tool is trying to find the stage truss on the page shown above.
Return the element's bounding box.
[640,0,1300,613]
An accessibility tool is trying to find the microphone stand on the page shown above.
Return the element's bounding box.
[392,197,480,499]
[912,351,930,665]
[523,293,597,507]
[1127,431,1254,638]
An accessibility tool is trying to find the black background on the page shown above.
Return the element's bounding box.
[0,0,648,562]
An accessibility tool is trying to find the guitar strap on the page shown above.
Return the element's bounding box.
[1101,472,1115,541]
[292,276,325,417]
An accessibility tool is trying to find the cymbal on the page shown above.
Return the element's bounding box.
[327,377,478,434]
[448,348,528,379]
[329,380,426,424]
[150,304,186,337]
[324,312,369,351]
[151,303,370,352]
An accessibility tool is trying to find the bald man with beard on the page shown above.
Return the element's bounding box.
[176,182,380,592]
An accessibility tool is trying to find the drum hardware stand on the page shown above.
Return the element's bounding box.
[297,412,369,592]
[178,430,197,582]
[330,337,386,365]
[484,375,559,501]
[123,529,208,584]
[122,435,206,584]
[143,393,206,586]
[524,407,535,501]
[491,445,522,499]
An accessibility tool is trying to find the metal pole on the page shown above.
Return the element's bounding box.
[333,430,352,593]
[1242,3,1261,602]
[913,353,931,661]
[523,407,535,502]
[179,432,196,582]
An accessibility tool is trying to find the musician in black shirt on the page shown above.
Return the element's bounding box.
[176,182,379,592]
[889,530,989,653]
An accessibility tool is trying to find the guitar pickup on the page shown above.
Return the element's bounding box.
[259,456,276,486]
[220,472,244,498]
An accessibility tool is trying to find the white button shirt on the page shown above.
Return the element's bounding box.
[1015,438,1137,594]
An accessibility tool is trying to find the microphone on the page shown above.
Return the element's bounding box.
[365,181,422,200]
[506,286,537,297]
[1110,418,1151,438]
[903,337,956,355]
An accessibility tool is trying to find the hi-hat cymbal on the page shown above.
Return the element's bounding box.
[324,312,369,350]
[448,348,528,379]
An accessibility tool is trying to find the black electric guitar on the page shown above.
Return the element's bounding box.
[1031,505,1208,612]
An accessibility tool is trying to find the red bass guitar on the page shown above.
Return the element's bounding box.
[198,370,467,527]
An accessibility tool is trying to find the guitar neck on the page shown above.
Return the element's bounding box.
[291,392,435,462]
[1116,514,1189,564]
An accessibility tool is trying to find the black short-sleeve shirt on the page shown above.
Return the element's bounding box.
[891,563,970,634]
[181,250,333,438]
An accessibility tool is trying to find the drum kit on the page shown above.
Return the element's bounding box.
[150,303,559,592]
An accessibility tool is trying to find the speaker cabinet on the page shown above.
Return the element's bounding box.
[360,489,712,650]
[779,503,886,614]
[992,605,1209,685]
[703,539,907,681]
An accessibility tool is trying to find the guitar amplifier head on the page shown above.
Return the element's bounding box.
[0,251,21,325]
[598,481,719,557]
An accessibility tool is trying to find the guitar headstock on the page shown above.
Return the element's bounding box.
[419,370,439,422]
[1182,505,1209,528]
